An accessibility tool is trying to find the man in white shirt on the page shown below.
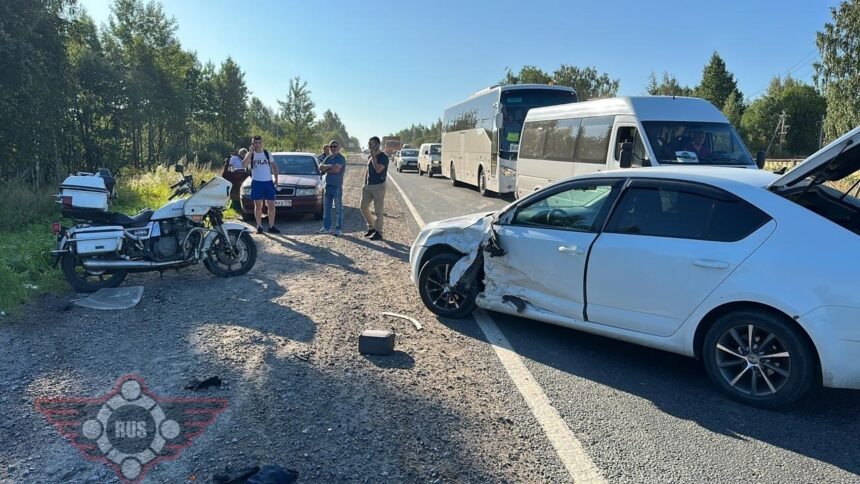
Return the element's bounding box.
[242,136,281,234]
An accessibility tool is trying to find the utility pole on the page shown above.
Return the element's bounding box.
[818,113,825,149]
[765,111,789,157]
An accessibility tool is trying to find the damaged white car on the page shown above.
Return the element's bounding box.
[410,126,860,408]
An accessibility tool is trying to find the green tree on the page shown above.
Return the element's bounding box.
[551,65,619,100]
[500,65,551,85]
[278,77,316,151]
[815,0,860,140]
[645,71,693,96]
[741,77,826,156]
[695,52,740,111]
[722,90,745,129]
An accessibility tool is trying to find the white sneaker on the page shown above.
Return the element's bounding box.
[318,228,332,234]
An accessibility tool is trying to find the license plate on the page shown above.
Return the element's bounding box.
[275,199,292,207]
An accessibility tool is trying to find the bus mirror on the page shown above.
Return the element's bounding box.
[619,142,634,168]
[494,112,503,128]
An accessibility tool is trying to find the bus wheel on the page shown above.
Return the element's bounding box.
[478,167,490,197]
[451,163,461,187]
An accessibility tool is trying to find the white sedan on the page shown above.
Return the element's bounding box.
[410,126,860,408]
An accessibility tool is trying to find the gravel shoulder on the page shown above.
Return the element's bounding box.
[0,157,569,483]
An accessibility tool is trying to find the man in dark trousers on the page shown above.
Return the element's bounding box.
[360,136,389,241]
[318,139,346,236]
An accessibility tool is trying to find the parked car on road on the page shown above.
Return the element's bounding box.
[396,148,419,172]
[418,143,442,177]
[410,125,860,407]
[240,152,323,220]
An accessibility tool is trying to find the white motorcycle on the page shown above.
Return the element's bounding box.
[52,164,257,292]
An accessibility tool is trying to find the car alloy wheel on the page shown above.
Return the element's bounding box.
[702,309,816,408]
[418,252,476,318]
[714,324,791,397]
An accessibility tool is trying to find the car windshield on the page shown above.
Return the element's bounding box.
[642,121,755,166]
[401,149,418,156]
[273,155,319,175]
[430,145,441,155]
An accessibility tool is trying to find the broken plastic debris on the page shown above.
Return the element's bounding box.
[72,286,144,310]
[213,466,260,484]
[380,312,423,331]
[185,376,222,391]
[502,295,527,313]
[247,465,298,484]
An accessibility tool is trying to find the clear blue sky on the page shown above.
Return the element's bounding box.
[80,0,838,146]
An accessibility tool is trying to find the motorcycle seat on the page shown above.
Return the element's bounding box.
[109,209,154,227]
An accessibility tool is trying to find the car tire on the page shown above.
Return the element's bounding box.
[702,308,817,408]
[418,252,477,319]
[314,210,323,220]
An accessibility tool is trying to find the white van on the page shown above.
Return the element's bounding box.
[417,142,442,177]
[516,96,764,197]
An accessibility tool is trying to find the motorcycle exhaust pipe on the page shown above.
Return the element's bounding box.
[82,259,184,270]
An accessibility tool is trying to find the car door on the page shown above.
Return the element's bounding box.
[585,179,775,336]
[494,178,624,320]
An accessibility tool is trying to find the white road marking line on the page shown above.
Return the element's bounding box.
[391,173,605,483]
[388,171,426,227]
[473,309,606,483]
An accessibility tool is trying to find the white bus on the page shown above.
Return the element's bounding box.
[441,84,577,196]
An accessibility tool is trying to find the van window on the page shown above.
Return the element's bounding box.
[574,116,614,164]
[614,126,648,167]
[543,118,581,162]
[520,121,548,159]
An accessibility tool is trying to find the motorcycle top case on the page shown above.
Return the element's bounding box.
[72,225,123,255]
[59,175,109,211]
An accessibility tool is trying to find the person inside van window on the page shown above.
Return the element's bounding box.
[683,130,711,158]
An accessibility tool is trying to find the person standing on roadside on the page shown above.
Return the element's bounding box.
[223,148,249,212]
[318,143,331,163]
[360,136,389,241]
[317,140,346,236]
[242,135,281,234]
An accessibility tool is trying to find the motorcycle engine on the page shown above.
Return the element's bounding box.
[151,219,188,260]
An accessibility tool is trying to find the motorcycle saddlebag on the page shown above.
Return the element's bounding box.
[72,226,123,255]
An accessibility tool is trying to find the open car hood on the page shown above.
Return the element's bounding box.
[769,125,860,190]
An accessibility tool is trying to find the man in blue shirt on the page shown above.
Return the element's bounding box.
[318,139,346,236]
[360,136,389,241]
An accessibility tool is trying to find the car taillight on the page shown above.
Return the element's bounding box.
[51,222,61,235]
[61,195,72,207]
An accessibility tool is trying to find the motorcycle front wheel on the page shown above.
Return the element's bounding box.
[61,254,128,293]
[203,229,257,277]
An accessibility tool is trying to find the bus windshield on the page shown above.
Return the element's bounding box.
[500,89,577,156]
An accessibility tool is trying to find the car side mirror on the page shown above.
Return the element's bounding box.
[619,142,634,169]
[755,151,766,169]
[424,151,429,155]
[175,164,184,173]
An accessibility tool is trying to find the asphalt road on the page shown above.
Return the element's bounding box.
[389,167,860,483]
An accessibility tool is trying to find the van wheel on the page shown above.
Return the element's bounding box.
[478,167,490,197]
[450,163,461,187]
[428,168,434,179]
[702,309,816,408]
[418,165,423,176]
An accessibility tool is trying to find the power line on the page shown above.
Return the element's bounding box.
[748,49,819,99]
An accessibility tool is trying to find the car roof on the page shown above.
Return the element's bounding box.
[271,152,318,157]
[585,166,779,189]
[525,96,727,123]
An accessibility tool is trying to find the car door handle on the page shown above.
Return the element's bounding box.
[558,245,584,255]
[693,259,729,269]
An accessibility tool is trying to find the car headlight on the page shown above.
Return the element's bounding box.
[502,167,516,177]
[241,185,251,196]
[295,188,316,196]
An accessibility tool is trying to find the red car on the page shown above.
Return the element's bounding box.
[238,152,324,220]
